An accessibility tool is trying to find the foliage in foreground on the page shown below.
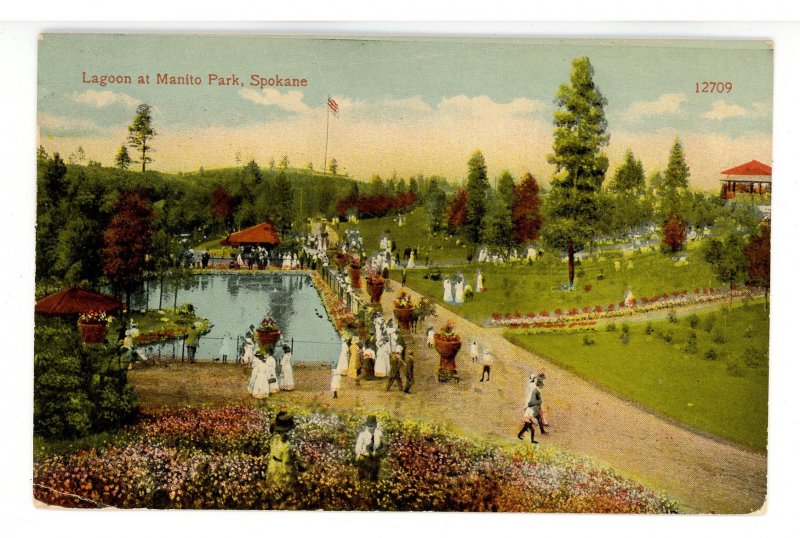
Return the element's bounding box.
[33,406,677,513]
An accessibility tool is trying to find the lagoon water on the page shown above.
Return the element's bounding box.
[132,273,340,363]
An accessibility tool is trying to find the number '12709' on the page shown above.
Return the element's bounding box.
[696,81,733,93]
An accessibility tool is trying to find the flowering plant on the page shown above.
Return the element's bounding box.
[365,265,384,285]
[78,310,108,323]
[259,314,279,332]
[394,291,413,309]
[436,320,460,342]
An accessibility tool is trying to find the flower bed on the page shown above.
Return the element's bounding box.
[310,272,362,335]
[33,405,678,513]
[490,286,760,330]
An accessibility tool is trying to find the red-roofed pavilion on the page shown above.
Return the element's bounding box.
[720,160,772,199]
[221,221,281,247]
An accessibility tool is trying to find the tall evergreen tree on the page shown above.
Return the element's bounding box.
[272,170,294,236]
[658,138,690,219]
[464,150,490,244]
[610,149,645,195]
[424,178,448,233]
[127,104,156,172]
[497,170,516,209]
[543,56,609,288]
[481,191,514,253]
[115,145,132,170]
[36,152,68,281]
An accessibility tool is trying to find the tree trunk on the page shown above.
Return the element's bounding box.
[567,240,575,289]
[174,284,178,310]
[158,275,164,310]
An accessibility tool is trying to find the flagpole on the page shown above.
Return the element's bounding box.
[323,95,330,176]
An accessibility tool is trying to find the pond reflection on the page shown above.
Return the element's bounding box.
[132,273,339,363]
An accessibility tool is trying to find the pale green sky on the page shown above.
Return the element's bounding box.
[38,34,773,189]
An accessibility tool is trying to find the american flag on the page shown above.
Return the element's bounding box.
[327,96,339,117]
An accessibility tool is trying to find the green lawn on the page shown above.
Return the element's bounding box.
[395,241,721,325]
[340,207,471,264]
[506,302,769,451]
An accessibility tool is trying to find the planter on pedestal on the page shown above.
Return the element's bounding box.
[79,321,107,345]
[394,305,413,331]
[256,328,281,354]
[434,334,461,382]
[349,264,362,288]
[366,280,385,303]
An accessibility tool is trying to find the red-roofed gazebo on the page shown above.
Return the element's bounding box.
[221,221,281,247]
[720,160,772,199]
[35,287,123,317]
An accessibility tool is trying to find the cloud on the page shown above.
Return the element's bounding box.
[622,93,687,122]
[703,100,747,121]
[73,89,139,108]
[437,95,545,117]
[239,88,311,113]
[38,113,102,136]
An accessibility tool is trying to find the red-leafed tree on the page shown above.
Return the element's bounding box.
[210,185,234,231]
[102,189,155,315]
[661,214,687,253]
[446,188,468,233]
[745,220,771,306]
[512,172,544,244]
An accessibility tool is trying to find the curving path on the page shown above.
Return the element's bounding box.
[361,281,767,514]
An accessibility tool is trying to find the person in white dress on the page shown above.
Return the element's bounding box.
[279,344,295,390]
[454,276,465,305]
[407,251,415,269]
[443,278,453,303]
[282,253,291,269]
[374,336,390,378]
[331,365,342,399]
[248,354,270,398]
[219,331,233,363]
[266,353,280,394]
[337,337,350,374]
[426,326,435,348]
[476,270,485,293]
[240,333,256,366]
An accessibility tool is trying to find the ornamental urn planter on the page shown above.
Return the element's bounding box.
[256,328,281,354]
[393,305,413,331]
[366,280,385,303]
[434,334,461,382]
[349,264,362,288]
[79,321,107,345]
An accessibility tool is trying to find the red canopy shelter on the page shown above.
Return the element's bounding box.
[221,221,281,247]
[720,160,772,198]
[35,287,124,316]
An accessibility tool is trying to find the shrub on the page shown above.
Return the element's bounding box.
[712,332,726,345]
[742,347,767,368]
[726,362,744,377]
[703,348,718,361]
[667,310,677,323]
[584,284,592,292]
[658,331,673,344]
[621,324,630,335]
[606,323,617,332]
[743,325,755,339]
[645,322,654,335]
[682,332,698,355]
[701,314,716,333]
[687,314,700,329]
[619,333,629,345]
[582,335,595,346]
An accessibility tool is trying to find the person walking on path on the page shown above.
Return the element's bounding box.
[470,339,479,363]
[218,330,233,363]
[518,374,547,443]
[426,325,435,348]
[266,353,280,394]
[337,337,350,375]
[401,266,407,287]
[279,344,295,391]
[331,365,342,399]
[268,410,297,486]
[248,353,270,399]
[386,351,405,392]
[347,337,360,379]
[355,415,384,481]
[403,351,415,393]
[185,324,199,363]
[240,332,256,366]
[479,347,493,382]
